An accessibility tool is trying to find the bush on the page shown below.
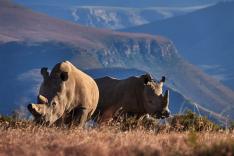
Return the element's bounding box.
[0,115,13,122]
[170,110,220,131]
[0,115,33,130]
[229,121,234,130]
[0,110,220,132]
[107,113,160,131]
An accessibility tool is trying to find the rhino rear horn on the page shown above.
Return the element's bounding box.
[37,95,48,104]
[41,67,49,80]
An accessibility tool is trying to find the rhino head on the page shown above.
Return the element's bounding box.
[141,74,170,118]
[28,62,72,125]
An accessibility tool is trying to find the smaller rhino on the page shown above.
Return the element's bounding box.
[28,61,99,127]
[93,74,170,122]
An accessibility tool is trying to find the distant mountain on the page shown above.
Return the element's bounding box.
[13,0,221,7]
[124,1,234,90]
[11,1,212,29]
[0,1,234,122]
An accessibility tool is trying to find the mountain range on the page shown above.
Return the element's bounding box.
[124,1,234,90]
[9,3,210,29]
[0,1,233,123]
[13,0,222,7]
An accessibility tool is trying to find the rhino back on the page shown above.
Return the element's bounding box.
[95,76,145,113]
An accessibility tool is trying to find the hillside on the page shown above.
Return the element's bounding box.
[0,1,234,121]
[124,1,234,90]
[8,4,209,30]
[13,0,221,7]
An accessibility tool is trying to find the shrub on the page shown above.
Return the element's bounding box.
[0,115,33,130]
[107,113,160,131]
[229,121,234,130]
[170,110,220,132]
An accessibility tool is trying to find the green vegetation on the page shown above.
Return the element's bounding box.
[108,113,160,131]
[170,110,220,131]
[229,121,234,130]
[107,110,221,132]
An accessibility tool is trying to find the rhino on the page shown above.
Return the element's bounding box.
[93,74,170,122]
[27,61,99,127]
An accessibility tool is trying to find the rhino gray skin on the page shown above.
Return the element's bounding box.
[27,61,99,127]
[93,74,170,122]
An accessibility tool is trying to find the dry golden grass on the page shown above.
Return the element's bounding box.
[0,117,234,156]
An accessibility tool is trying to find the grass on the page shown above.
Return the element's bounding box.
[0,111,233,156]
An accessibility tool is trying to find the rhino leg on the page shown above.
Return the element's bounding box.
[99,107,115,123]
[77,108,89,127]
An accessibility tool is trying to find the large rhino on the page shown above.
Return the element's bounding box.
[93,74,170,122]
[27,61,99,127]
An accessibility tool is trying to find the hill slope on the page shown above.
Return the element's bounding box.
[9,4,210,29]
[124,1,234,90]
[0,1,234,121]
[13,0,220,7]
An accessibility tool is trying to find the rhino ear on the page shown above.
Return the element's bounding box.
[60,72,68,81]
[41,67,49,80]
[141,73,152,84]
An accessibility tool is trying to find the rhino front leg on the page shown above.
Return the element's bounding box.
[75,108,89,128]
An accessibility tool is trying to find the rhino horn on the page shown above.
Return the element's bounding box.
[28,103,46,116]
[164,90,169,106]
[28,103,41,116]
[37,95,48,104]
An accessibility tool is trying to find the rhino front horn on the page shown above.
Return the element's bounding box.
[164,90,169,104]
[28,103,40,116]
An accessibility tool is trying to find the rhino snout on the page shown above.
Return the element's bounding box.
[161,110,170,118]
